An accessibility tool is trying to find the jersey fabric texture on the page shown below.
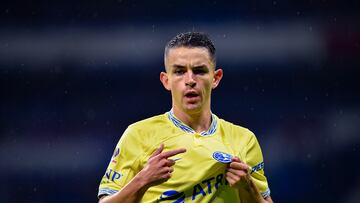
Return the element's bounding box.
[98,111,270,202]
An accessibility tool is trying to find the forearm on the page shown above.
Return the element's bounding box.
[99,145,186,203]
[239,174,273,203]
[99,175,148,203]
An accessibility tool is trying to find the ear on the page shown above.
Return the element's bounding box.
[160,71,171,91]
[212,68,223,89]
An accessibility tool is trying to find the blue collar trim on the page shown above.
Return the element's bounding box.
[167,109,217,136]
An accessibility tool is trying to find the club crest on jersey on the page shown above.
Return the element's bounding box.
[212,151,232,163]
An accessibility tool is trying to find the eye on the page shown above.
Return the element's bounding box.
[193,67,208,75]
[174,69,185,75]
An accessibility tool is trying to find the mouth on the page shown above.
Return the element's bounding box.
[184,91,200,100]
[185,92,199,98]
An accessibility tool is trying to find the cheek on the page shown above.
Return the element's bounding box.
[204,81,213,90]
[199,82,212,97]
[171,82,183,96]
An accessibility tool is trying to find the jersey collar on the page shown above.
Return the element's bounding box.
[167,109,217,136]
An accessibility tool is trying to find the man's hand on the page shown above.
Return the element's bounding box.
[226,157,273,203]
[225,156,251,188]
[137,144,186,187]
[99,144,186,203]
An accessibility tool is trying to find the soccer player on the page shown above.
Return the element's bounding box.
[98,32,273,203]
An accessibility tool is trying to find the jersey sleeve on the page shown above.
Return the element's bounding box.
[243,132,271,199]
[97,126,146,198]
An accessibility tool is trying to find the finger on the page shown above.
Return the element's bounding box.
[229,162,249,171]
[159,158,175,167]
[160,166,173,174]
[226,177,236,186]
[163,167,174,174]
[227,168,248,177]
[166,159,176,167]
[158,167,173,179]
[225,173,238,186]
[150,143,164,158]
[231,156,242,163]
[226,171,240,182]
[161,172,172,179]
[161,148,186,158]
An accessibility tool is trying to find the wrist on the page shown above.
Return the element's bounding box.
[243,173,252,185]
[134,171,150,189]
[235,173,252,189]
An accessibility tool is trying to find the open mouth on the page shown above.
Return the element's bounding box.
[184,92,199,98]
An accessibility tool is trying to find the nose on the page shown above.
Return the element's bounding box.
[185,71,196,88]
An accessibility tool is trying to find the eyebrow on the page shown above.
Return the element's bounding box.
[192,65,208,69]
[172,64,186,69]
[172,64,208,69]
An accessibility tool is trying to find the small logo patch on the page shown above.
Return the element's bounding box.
[212,151,232,163]
[112,147,119,158]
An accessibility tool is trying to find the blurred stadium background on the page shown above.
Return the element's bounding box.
[1,0,359,202]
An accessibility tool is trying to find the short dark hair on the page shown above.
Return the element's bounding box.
[164,32,216,66]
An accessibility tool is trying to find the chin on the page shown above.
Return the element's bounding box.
[183,104,202,112]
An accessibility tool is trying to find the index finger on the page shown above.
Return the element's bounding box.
[161,148,186,158]
[231,156,242,163]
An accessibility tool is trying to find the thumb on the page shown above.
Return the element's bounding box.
[150,143,164,158]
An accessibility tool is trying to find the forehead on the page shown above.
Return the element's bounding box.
[165,47,212,67]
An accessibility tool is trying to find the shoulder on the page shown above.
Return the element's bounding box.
[117,114,169,151]
[216,117,259,152]
[121,113,169,141]
[217,117,256,140]
[217,117,264,163]
[127,113,168,132]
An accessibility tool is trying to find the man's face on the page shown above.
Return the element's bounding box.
[160,47,223,114]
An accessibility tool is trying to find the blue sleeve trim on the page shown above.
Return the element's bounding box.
[98,188,118,197]
[250,162,264,174]
[261,188,271,199]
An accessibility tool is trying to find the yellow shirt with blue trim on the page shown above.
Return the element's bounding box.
[98,111,271,202]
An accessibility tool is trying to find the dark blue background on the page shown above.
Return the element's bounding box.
[1,0,359,202]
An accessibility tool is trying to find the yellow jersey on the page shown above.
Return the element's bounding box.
[98,110,270,202]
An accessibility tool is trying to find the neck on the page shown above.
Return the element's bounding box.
[172,106,212,133]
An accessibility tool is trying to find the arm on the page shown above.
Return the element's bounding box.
[226,157,273,203]
[237,172,273,203]
[99,144,186,203]
[99,173,149,203]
